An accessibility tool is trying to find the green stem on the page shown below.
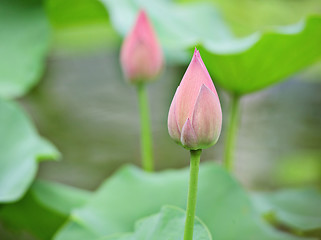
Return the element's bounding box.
[224,94,241,171]
[136,83,154,172]
[184,149,202,240]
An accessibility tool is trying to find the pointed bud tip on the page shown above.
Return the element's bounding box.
[139,9,147,15]
[191,47,205,68]
[192,47,200,61]
[194,47,198,54]
[120,9,163,84]
[135,9,152,34]
[137,9,148,24]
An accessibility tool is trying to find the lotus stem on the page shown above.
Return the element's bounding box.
[224,94,241,171]
[184,149,202,240]
[136,83,154,172]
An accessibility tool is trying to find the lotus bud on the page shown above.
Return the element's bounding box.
[168,48,222,150]
[120,10,163,84]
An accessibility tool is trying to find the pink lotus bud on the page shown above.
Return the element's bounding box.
[168,48,222,150]
[120,10,163,84]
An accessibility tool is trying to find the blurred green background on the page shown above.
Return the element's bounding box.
[1,0,321,239]
[19,0,321,189]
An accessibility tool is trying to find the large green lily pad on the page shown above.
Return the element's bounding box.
[252,188,321,232]
[99,206,212,240]
[0,99,59,203]
[199,15,321,94]
[31,180,92,215]
[0,180,91,240]
[0,0,51,99]
[54,163,314,240]
[0,192,65,240]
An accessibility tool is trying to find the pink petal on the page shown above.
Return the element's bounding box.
[181,118,198,149]
[194,49,218,96]
[168,87,181,142]
[192,84,222,148]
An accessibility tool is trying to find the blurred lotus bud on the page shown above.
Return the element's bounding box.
[168,48,222,150]
[120,10,163,84]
